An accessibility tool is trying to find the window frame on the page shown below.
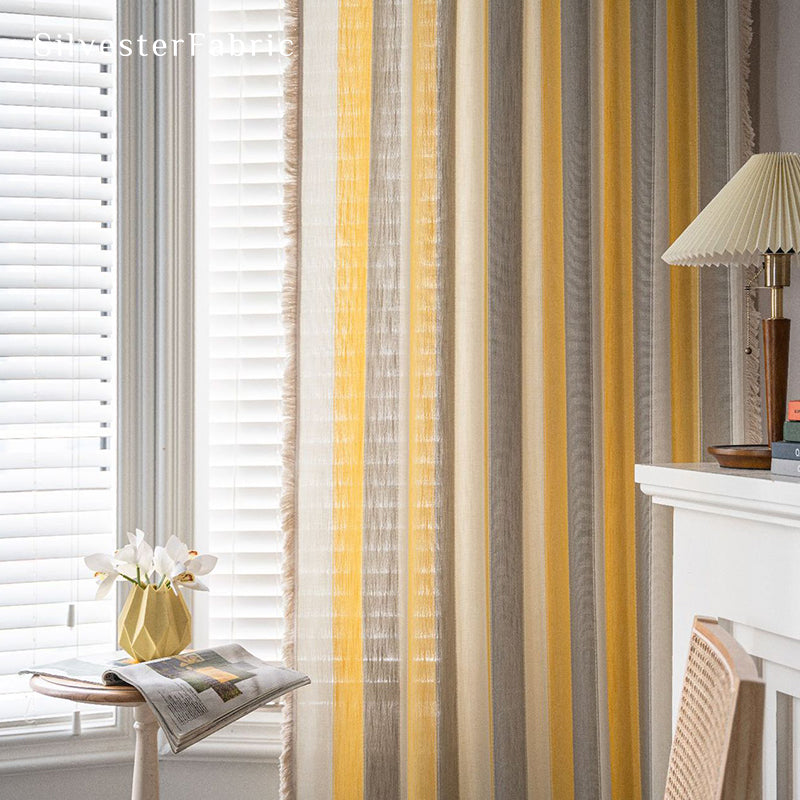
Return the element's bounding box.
[0,0,135,768]
[0,0,285,770]
[188,0,288,748]
[191,0,288,668]
[0,1,120,736]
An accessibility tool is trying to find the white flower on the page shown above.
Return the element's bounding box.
[84,552,120,600]
[153,544,185,592]
[164,535,190,566]
[85,531,217,599]
[173,553,218,592]
[124,528,155,580]
[113,543,140,581]
[153,545,175,578]
[171,570,210,592]
[185,553,217,577]
[160,536,218,592]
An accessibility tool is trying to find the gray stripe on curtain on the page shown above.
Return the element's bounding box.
[737,0,761,446]
[435,0,459,796]
[363,1,403,795]
[488,1,526,798]
[698,0,734,453]
[560,0,600,795]
[630,0,656,796]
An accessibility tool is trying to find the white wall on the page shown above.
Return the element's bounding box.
[757,0,800,402]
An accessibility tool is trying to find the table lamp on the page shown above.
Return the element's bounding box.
[662,152,800,468]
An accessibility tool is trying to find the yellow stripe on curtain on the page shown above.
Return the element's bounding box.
[540,2,574,798]
[602,0,641,798]
[332,2,373,799]
[667,0,700,462]
[408,0,438,797]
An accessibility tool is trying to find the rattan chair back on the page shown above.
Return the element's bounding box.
[664,616,764,800]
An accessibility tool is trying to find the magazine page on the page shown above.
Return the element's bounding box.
[20,652,135,686]
[105,644,310,752]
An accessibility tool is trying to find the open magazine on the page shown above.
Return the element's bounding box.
[21,644,310,753]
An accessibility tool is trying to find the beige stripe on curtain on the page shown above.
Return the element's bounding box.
[521,0,551,796]
[453,1,492,797]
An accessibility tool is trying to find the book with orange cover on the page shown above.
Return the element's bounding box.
[788,401,800,421]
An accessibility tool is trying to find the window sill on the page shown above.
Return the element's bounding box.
[0,710,135,775]
[0,705,283,773]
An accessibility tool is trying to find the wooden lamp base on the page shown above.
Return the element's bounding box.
[707,315,790,471]
[763,316,790,444]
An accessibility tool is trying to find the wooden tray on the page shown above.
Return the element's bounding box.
[707,444,771,470]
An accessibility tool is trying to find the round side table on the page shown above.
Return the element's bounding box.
[29,675,160,800]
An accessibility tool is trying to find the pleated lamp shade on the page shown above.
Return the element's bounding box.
[662,152,800,266]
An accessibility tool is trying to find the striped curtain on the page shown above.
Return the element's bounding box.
[281,1,757,799]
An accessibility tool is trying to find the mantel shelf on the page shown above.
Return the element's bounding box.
[635,460,800,797]
[636,462,800,527]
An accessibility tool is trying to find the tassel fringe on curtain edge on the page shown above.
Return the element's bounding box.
[280,0,302,796]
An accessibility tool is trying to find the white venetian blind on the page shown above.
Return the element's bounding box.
[195,0,286,662]
[0,1,117,727]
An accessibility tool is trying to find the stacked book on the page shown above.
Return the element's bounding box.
[772,400,800,478]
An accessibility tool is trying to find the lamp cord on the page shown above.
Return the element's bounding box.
[744,260,765,355]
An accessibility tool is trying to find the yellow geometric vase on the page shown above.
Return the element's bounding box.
[118,584,192,662]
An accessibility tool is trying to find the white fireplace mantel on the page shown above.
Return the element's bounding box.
[636,462,800,798]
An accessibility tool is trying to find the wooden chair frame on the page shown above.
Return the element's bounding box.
[664,616,765,800]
